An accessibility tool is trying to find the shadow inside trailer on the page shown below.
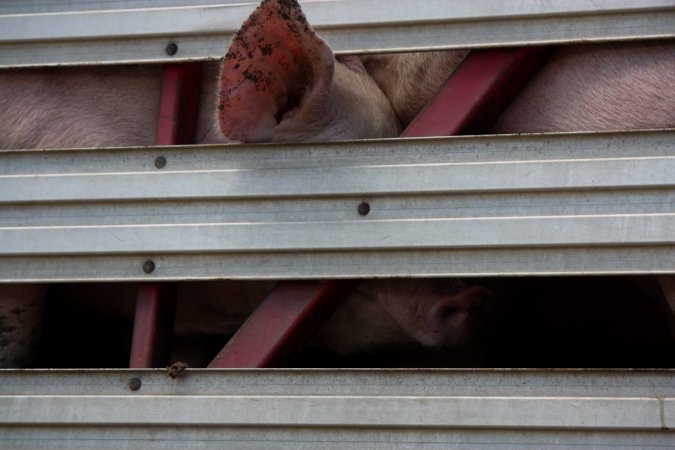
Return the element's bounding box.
[36,275,675,369]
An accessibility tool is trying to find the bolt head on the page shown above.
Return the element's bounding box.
[142,260,156,274]
[165,42,178,56]
[128,377,142,391]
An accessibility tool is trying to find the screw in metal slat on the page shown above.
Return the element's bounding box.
[142,260,156,274]
[357,202,371,216]
[128,378,142,391]
[165,42,179,56]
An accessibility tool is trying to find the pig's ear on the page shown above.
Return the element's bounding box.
[218,0,334,142]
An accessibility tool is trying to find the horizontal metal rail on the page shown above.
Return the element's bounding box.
[1,130,673,281]
[0,369,674,448]
[0,0,250,14]
[0,0,673,67]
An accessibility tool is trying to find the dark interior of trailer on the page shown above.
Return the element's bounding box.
[35,275,675,369]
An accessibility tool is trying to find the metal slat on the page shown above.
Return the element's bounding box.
[2,215,674,255]
[0,131,673,281]
[2,130,672,175]
[2,134,674,202]
[0,0,673,67]
[2,396,664,428]
[0,0,250,14]
[0,369,674,448]
[1,247,673,281]
[2,156,673,202]
[3,428,673,450]
[3,369,675,397]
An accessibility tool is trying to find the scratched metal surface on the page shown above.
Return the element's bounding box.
[1,130,673,281]
[1,369,674,449]
[0,0,674,67]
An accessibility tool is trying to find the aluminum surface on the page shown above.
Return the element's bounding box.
[0,369,673,449]
[0,0,673,67]
[1,130,673,281]
[0,0,252,14]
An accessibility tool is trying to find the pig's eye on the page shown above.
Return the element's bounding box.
[336,54,368,76]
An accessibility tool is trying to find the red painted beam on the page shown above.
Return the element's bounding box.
[155,63,202,145]
[129,63,201,368]
[129,283,178,368]
[402,47,551,137]
[209,280,358,368]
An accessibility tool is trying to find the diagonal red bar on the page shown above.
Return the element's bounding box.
[208,280,358,368]
[129,63,201,368]
[402,47,551,137]
[129,283,178,368]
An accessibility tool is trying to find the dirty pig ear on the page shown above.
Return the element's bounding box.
[218,0,334,142]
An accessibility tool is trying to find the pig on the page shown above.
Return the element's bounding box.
[0,0,485,367]
[360,42,675,132]
[361,41,675,333]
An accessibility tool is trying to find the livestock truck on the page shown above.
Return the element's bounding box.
[1,1,674,448]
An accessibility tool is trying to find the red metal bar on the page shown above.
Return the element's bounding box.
[208,280,358,368]
[402,47,551,137]
[129,63,201,368]
[155,63,202,145]
[129,283,178,368]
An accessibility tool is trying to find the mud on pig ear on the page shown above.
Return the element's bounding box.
[218,0,334,143]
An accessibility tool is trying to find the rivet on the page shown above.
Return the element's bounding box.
[357,202,370,216]
[165,42,179,56]
[143,260,156,274]
[128,377,142,391]
[154,156,167,169]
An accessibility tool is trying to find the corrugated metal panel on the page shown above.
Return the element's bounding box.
[0,0,673,67]
[0,369,673,448]
[0,0,250,14]
[1,130,673,281]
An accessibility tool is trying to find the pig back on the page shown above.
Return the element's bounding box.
[493,41,675,133]
[0,65,162,150]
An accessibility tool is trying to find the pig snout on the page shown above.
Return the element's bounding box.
[425,286,492,349]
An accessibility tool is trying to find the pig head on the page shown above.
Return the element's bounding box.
[312,279,492,355]
[185,278,491,356]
